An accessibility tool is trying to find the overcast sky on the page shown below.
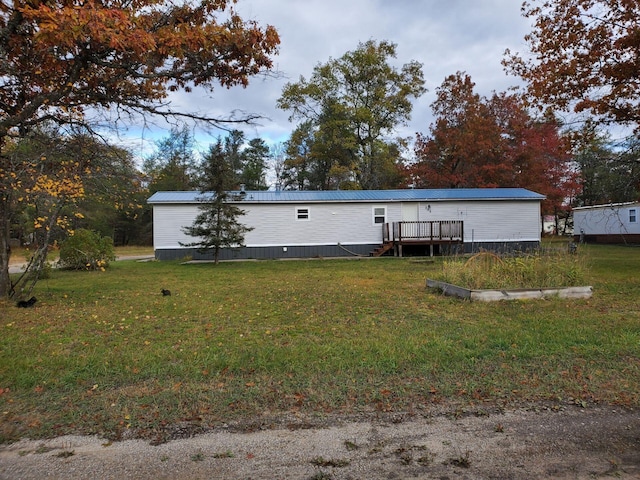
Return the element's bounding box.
[122,0,534,160]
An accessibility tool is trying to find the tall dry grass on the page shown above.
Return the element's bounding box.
[437,248,587,290]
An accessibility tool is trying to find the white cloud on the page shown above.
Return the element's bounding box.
[117,0,532,157]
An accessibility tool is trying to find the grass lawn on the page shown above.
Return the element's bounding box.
[1,244,639,443]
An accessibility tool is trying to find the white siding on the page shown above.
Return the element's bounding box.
[243,203,398,246]
[153,205,200,249]
[399,200,540,242]
[154,199,541,249]
[574,204,640,235]
[457,201,541,242]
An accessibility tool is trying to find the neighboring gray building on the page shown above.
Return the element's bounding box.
[573,202,640,244]
[147,188,545,261]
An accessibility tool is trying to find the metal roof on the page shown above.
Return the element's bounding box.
[572,201,640,211]
[148,188,545,204]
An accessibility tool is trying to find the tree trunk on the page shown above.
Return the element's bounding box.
[0,196,12,298]
[9,203,61,299]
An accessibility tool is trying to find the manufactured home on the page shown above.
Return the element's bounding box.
[147,188,545,261]
[573,202,640,244]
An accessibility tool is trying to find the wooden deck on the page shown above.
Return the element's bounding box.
[372,221,464,257]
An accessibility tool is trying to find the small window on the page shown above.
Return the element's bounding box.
[630,209,637,223]
[373,206,386,224]
[296,207,310,221]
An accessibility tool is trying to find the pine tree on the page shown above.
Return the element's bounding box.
[181,141,252,264]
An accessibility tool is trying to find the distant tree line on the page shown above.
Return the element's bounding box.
[9,39,638,256]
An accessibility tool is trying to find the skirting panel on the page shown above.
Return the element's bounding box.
[154,244,379,261]
[154,240,541,261]
[573,234,640,244]
[464,241,540,253]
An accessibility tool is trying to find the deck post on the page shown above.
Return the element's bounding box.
[389,220,463,257]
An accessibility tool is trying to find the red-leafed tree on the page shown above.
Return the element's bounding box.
[0,0,280,298]
[410,72,575,219]
[504,0,640,129]
[411,73,513,189]
[505,108,578,222]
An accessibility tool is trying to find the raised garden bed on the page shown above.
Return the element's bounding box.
[426,279,593,302]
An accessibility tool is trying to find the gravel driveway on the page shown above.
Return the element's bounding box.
[7,255,154,274]
[1,406,638,479]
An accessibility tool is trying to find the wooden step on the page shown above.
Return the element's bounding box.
[370,242,394,257]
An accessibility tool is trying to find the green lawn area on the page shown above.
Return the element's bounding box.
[1,244,639,442]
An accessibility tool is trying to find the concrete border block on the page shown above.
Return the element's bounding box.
[426,279,593,302]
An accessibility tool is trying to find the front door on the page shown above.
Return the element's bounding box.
[401,203,419,222]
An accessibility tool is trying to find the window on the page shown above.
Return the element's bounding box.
[296,207,310,221]
[630,209,637,223]
[373,206,386,224]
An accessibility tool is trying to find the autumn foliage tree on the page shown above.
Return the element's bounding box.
[411,72,576,219]
[278,40,425,190]
[5,128,89,296]
[5,126,146,297]
[0,0,280,297]
[504,0,640,129]
[411,73,509,189]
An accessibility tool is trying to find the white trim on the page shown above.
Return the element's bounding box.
[372,206,387,225]
[573,201,640,211]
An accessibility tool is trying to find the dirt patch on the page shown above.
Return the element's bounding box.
[1,405,638,479]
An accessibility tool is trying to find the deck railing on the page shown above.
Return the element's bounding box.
[383,221,464,243]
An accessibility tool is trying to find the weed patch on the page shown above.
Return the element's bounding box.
[310,456,350,468]
[446,450,471,468]
[436,249,588,289]
[55,450,75,458]
[307,472,334,480]
[344,440,359,451]
[190,452,205,462]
